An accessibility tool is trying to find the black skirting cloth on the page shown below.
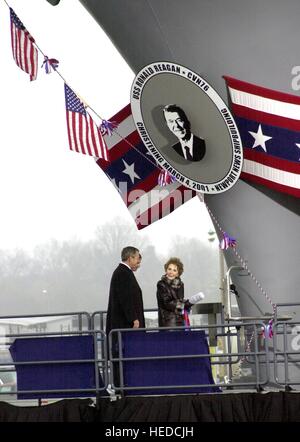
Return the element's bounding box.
[94,392,300,422]
[0,398,93,422]
[0,392,300,422]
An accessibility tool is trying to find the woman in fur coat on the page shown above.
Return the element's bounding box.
[156,257,192,327]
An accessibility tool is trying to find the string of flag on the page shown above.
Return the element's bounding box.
[5,2,109,161]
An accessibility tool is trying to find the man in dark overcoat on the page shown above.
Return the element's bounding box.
[106,246,145,389]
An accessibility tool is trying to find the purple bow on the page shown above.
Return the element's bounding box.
[220,232,237,250]
[261,320,273,339]
[158,170,176,186]
[41,56,59,74]
[100,120,118,137]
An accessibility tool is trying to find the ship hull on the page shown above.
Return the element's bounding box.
[79,0,299,318]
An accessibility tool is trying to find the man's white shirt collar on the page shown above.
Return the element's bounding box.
[180,134,194,159]
[120,262,132,270]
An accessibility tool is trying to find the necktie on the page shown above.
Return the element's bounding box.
[184,146,193,161]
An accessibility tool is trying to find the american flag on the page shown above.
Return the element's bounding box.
[64,83,109,160]
[10,8,38,81]
[96,104,198,230]
[224,76,300,197]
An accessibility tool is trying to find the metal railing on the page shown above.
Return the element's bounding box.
[0,327,108,398]
[91,309,160,365]
[108,322,270,393]
[273,320,300,389]
[0,310,299,399]
[224,267,292,322]
[0,311,107,400]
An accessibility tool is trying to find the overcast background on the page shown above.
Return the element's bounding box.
[0,0,219,314]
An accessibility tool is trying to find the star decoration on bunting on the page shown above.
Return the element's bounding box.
[122,160,141,184]
[249,124,272,152]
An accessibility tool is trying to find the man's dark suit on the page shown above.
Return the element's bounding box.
[173,134,206,161]
[106,263,145,389]
[106,263,145,336]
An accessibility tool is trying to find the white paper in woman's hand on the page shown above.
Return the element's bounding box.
[189,292,205,304]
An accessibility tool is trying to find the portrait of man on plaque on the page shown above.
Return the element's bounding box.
[163,104,206,162]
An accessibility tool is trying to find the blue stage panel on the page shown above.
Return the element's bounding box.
[10,335,99,399]
[121,330,220,395]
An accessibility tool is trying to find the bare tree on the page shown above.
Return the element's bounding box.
[94,217,149,258]
[0,219,220,316]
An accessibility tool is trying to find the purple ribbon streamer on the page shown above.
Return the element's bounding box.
[100,120,118,137]
[158,170,176,187]
[41,56,59,74]
[261,320,273,339]
[220,232,237,250]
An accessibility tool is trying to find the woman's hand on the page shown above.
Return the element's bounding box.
[175,301,184,314]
